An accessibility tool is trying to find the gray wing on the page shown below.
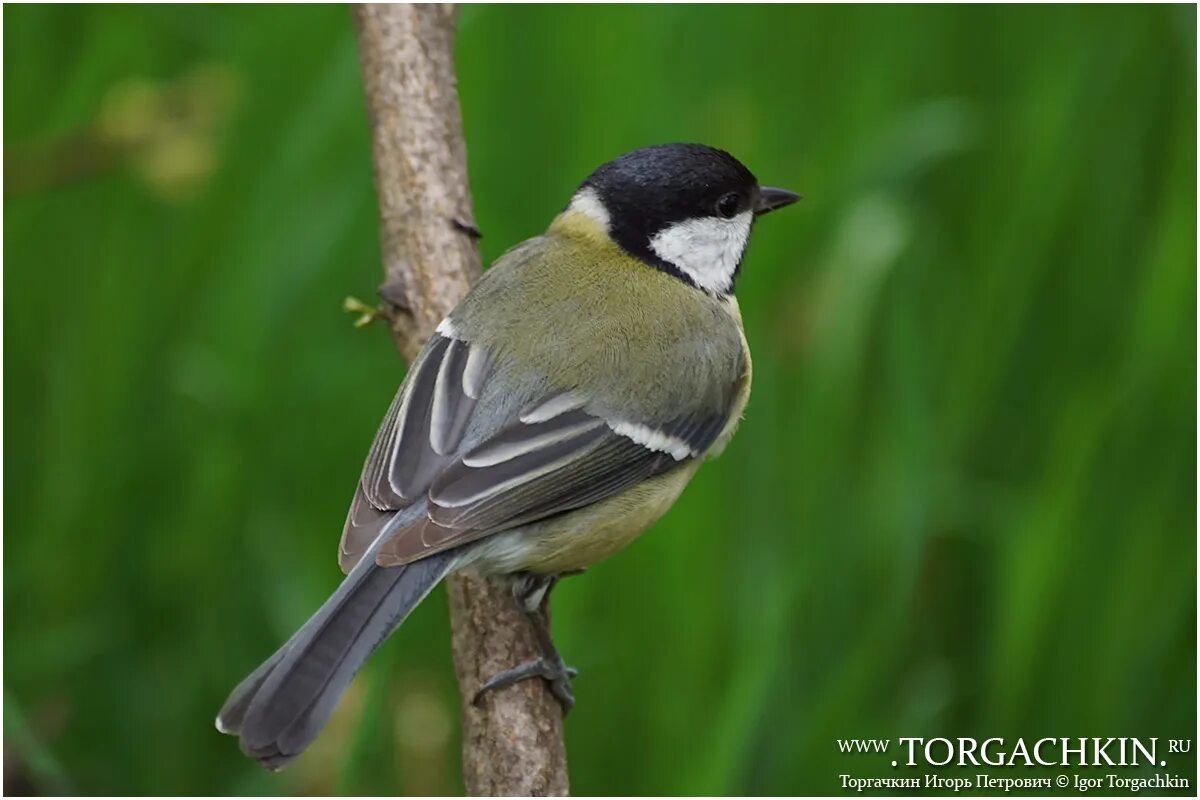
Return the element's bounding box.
[340,330,493,571]
[339,329,733,572]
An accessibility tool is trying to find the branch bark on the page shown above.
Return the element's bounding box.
[352,5,570,796]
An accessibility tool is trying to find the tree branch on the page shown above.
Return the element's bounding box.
[352,5,570,796]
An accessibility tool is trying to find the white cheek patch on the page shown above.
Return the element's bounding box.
[648,211,753,295]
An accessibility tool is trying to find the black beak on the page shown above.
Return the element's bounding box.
[755,186,801,216]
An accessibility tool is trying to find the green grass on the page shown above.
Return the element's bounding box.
[4,5,1195,795]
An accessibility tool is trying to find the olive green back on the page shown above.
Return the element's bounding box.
[451,218,747,427]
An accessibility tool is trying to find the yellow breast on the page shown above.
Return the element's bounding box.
[470,220,754,576]
[510,298,751,575]
[709,295,753,457]
[511,462,702,574]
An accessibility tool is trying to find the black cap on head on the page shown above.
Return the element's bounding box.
[568,143,796,293]
[573,144,795,294]
[583,143,757,246]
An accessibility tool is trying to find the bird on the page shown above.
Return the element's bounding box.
[215,142,799,769]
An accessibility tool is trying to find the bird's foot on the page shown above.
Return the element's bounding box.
[479,571,576,712]
[474,656,578,712]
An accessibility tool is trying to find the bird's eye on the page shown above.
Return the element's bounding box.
[715,193,741,219]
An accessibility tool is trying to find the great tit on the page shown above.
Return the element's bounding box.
[216,143,798,768]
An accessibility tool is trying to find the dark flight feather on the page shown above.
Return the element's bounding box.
[217,536,455,770]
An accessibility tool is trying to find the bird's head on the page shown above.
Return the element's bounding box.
[557,143,799,296]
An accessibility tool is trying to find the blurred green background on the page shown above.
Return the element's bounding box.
[4,4,1196,796]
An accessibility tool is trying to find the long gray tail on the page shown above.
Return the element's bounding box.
[215,548,456,769]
